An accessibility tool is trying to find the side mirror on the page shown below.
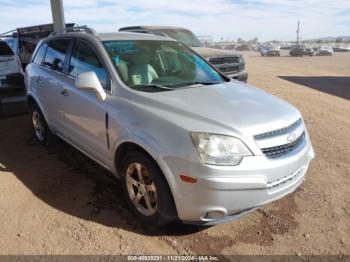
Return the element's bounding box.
[75,71,107,101]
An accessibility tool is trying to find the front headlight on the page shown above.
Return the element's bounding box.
[238,56,245,64]
[190,133,252,166]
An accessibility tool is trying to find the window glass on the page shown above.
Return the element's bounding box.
[160,29,203,47]
[103,40,223,90]
[33,43,47,65]
[3,38,17,53]
[43,39,70,72]
[0,41,14,55]
[69,40,109,91]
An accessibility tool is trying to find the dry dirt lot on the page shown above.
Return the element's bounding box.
[0,51,349,256]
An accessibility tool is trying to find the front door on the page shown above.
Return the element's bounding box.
[59,39,112,165]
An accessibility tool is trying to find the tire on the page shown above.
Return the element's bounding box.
[121,151,177,228]
[30,103,56,146]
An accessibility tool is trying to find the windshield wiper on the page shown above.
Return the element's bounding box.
[169,81,224,88]
[130,84,176,91]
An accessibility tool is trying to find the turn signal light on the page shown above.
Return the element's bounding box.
[179,175,197,183]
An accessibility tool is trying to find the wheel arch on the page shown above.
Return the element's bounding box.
[26,94,37,109]
[114,141,179,217]
[114,142,156,175]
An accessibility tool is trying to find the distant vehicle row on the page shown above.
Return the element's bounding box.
[256,44,334,57]
[290,45,333,56]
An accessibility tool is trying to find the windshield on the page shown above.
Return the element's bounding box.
[103,40,224,90]
[0,41,14,56]
[159,29,203,47]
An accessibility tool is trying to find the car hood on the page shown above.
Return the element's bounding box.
[135,81,301,136]
[192,47,241,59]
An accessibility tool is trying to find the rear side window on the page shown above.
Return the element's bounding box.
[0,41,14,56]
[33,43,48,65]
[43,39,71,72]
[69,40,110,91]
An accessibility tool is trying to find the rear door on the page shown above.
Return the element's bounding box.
[33,38,73,133]
[59,38,111,164]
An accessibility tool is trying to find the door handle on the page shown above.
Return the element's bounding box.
[60,89,69,96]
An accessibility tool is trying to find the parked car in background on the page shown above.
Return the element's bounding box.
[332,45,350,52]
[289,45,306,57]
[303,47,315,56]
[225,44,236,50]
[280,45,291,50]
[260,46,280,56]
[211,45,225,50]
[235,45,251,51]
[119,26,248,82]
[0,40,24,90]
[316,46,333,56]
[26,27,314,227]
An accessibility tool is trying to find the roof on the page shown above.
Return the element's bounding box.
[119,25,188,31]
[99,32,173,41]
[49,30,174,42]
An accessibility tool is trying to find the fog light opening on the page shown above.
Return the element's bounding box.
[205,210,226,219]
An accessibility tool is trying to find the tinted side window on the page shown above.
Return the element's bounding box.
[33,43,47,65]
[69,40,109,91]
[43,39,70,72]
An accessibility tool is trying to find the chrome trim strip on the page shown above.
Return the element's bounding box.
[255,119,303,139]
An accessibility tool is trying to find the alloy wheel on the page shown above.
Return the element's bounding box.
[126,162,158,216]
[32,110,45,142]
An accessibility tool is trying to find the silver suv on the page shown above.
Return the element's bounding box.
[25,27,314,227]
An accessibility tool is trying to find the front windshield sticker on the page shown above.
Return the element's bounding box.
[103,41,137,55]
[113,55,120,65]
[194,55,221,80]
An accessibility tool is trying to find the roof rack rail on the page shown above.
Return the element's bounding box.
[0,29,17,37]
[49,25,98,37]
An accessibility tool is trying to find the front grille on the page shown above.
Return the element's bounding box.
[261,132,305,158]
[255,119,302,139]
[209,57,239,65]
[219,65,239,73]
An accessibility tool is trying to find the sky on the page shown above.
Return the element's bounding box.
[0,0,349,41]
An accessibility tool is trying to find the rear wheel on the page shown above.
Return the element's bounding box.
[121,151,177,228]
[30,104,55,146]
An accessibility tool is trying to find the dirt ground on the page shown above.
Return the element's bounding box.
[0,50,349,256]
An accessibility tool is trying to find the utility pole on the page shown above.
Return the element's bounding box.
[296,20,300,45]
[50,0,66,32]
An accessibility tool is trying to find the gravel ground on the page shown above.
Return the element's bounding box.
[0,51,349,256]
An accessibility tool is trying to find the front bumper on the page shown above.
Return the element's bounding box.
[226,70,248,82]
[165,137,314,225]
